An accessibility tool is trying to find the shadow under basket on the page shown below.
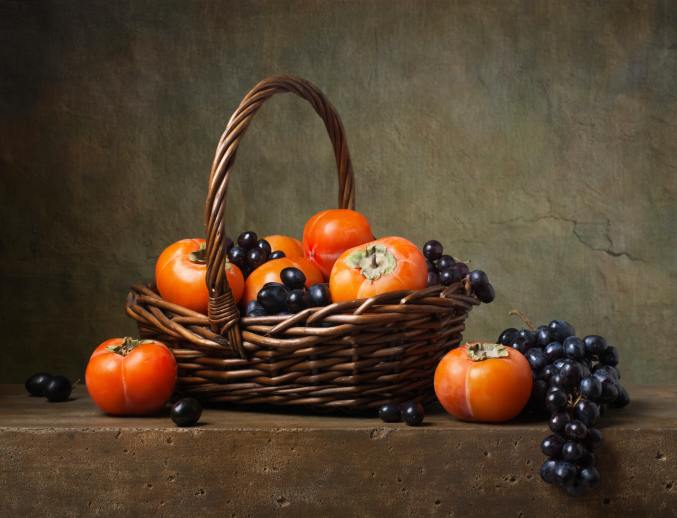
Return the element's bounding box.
[125,75,482,411]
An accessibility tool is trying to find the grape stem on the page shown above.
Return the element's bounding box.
[508,309,536,332]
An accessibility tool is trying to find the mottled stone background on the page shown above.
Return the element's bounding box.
[1,0,676,384]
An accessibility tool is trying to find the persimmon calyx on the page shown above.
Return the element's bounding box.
[106,337,155,356]
[344,244,397,283]
[466,342,509,361]
[189,242,207,264]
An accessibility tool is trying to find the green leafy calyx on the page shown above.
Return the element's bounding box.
[466,342,510,361]
[344,244,397,283]
[189,242,207,263]
[106,337,155,356]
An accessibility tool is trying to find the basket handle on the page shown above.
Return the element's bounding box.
[204,75,356,358]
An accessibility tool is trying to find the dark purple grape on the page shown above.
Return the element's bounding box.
[599,345,620,367]
[268,250,286,261]
[553,461,577,488]
[43,376,73,402]
[530,380,549,404]
[563,336,586,361]
[285,289,311,314]
[257,284,288,313]
[535,326,553,347]
[593,367,616,385]
[526,348,547,371]
[426,271,440,287]
[579,376,602,401]
[378,402,401,423]
[280,267,306,290]
[549,411,572,434]
[440,267,462,286]
[25,373,53,397]
[574,400,600,428]
[541,434,567,457]
[468,269,488,289]
[422,240,443,261]
[426,259,438,273]
[256,238,272,257]
[565,420,588,441]
[437,255,455,271]
[549,373,566,390]
[549,320,576,343]
[245,300,265,316]
[246,247,267,269]
[580,362,592,379]
[228,246,247,268]
[583,335,608,356]
[544,342,565,363]
[475,283,495,303]
[400,401,424,426]
[246,308,268,317]
[566,479,588,497]
[578,448,596,468]
[610,386,630,408]
[545,388,568,412]
[263,281,290,291]
[517,329,536,348]
[579,466,601,490]
[583,428,603,450]
[171,398,202,427]
[540,458,559,484]
[308,283,332,307]
[225,236,234,252]
[509,336,532,355]
[598,404,607,417]
[562,441,585,461]
[452,262,470,277]
[498,328,519,346]
[237,231,258,250]
[541,365,559,383]
[598,382,619,404]
[559,360,583,388]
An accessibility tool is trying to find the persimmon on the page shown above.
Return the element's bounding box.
[155,238,244,314]
[329,236,427,302]
[434,342,533,422]
[303,209,374,281]
[242,256,324,308]
[85,337,178,416]
[262,235,304,258]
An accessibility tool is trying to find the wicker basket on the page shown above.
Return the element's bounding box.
[126,75,481,410]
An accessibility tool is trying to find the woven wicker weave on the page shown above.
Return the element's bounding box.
[126,75,481,410]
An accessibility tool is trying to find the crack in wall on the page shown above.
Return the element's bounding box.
[490,215,647,264]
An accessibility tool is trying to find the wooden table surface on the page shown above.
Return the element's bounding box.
[1,384,675,517]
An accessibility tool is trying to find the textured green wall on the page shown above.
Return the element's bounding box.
[1,0,676,384]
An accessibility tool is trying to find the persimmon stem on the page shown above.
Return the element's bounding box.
[508,309,537,332]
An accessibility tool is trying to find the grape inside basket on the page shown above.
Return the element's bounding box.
[125,75,483,411]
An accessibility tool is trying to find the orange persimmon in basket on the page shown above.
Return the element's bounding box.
[155,238,244,314]
[303,209,374,281]
[329,236,427,302]
[262,235,304,258]
[242,256,324,308]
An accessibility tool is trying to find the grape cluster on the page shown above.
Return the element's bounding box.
[422,240,495,303]
[245,267,332,317]
[227,231,286,280]
[498,312,630,497]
